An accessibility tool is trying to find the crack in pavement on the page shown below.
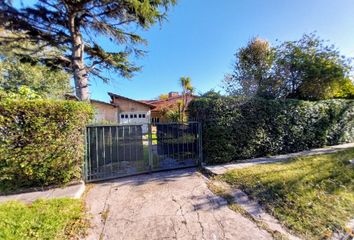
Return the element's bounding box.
[99,184,113,239]
[86,169,274,240]
[166,176,193,238]
[195,210,206,240]
[203,188,227,240]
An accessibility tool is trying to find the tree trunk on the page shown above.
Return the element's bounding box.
[69,14,89,101]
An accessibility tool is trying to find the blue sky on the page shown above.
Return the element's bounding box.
[13,0,354,102]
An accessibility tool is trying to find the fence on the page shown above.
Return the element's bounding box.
[84,122,202,182]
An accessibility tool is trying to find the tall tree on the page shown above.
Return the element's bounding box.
[274,34,354,100]
[179,76,193,121]
[224,34,354,100]
[0,0,176,100]
[223,37,276,98]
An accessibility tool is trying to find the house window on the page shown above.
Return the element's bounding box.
[130,114,133,118]
[134,114,137,118]
[152,117,160,123]
[125,114,128,118]
[138,114,142,118]
[121,114,125,119]
[142,114,146,118]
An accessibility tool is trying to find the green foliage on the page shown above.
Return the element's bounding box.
[189,97,354,164]
[179,76,194,121]
[200,89,222,99]
[166,109,181,122]
[337,78,354,99]
[180,76,194,94]
[224,33,354,100]
[0,97,93,191]
[0,58,71,98]
[158,93,169,100]
[2,86,42,100]
[0,198,87,239]
[275,34,353,100]
[223,37,275,97]
[1,0,176,99]
[221,148,354,239]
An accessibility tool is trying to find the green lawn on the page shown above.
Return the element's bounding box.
[221,148,354,239]
[0,198,87,240]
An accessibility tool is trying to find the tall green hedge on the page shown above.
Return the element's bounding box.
[189,97,354,164]
[0,98,93,191]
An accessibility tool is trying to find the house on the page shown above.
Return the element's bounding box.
[108,92,155,125]
[66,91,196,125]
[65,93,155,129]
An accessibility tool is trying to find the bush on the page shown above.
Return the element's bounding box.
[189,97,354,164]
[0,98,93,191]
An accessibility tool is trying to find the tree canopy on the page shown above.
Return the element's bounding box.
[158,93,169,100]
[0,0,176,100]
[0,30,71,98]
[0,59,71,98]
[223,37,275,98]
[224,34,354,100]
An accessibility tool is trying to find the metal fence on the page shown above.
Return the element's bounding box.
[84,122,202,182]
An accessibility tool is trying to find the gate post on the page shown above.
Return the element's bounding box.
[83,126,89,182]
[198,122,203,166]
[148,124,153,171]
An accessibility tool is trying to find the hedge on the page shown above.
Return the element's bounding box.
[189,97,354,164]
[0,98,93,191]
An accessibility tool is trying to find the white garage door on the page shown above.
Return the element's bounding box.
[119,112,149,125]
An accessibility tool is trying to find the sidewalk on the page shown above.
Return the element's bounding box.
[0,181,85,203]
[204,143,354,175]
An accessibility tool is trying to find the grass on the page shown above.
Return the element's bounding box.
[0,198,88,240]
[221,148,354,239]
[207,180,289,240]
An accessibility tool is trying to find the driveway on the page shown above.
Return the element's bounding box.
[85,168,272,240]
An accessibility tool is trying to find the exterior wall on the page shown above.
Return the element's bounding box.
[112,97,151,127]
[91,102,118,123]
[112,98,151,113]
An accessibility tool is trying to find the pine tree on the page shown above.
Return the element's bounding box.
[0,0,176,100]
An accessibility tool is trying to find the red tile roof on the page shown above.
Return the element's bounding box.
[141,95,197,112]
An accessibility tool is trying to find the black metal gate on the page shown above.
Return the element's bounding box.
[84,122,202,182]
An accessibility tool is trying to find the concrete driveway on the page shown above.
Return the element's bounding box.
[85,168,272,240]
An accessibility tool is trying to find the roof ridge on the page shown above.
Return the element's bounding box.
[107,92,156,109]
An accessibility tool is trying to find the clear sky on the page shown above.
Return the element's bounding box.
[13,0,354,102]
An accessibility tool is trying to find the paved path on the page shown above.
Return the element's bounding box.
[85,169,272,240]
[204,143,354,175]
[0,181,85,203]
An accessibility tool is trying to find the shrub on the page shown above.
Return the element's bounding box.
[189,97,354,164]
[0,98,93,191]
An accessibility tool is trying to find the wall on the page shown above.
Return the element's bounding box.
[112,97,151,113]
[91,101,117,123]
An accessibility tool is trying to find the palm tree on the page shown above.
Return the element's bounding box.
[179,76,194,121]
